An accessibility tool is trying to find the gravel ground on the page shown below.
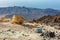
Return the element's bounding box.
[0,22,60,40]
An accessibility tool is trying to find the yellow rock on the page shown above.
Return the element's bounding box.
[10,15,24,24]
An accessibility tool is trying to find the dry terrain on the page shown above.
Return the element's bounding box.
[0,22,60,40]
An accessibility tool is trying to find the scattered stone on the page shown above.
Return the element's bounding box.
[49,32,55,38]
[7,29,11,31]
[40,31,55,38]
[43,39,46,40]
[58,35,60,39]
[36,28,42,33]
[40,33,44,36]
[22,34,29,37]
[3,38,6,40]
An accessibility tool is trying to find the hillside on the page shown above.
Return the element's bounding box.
[34,14,60,27]
[0,6,60,20]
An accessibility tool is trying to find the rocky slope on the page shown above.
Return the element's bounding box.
[0,22,60,40]
[34,14,60,25]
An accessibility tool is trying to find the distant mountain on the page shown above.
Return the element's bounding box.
[0,6,60,20]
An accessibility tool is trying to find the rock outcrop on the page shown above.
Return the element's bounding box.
[35,14,60,23]
[10,15,24,24]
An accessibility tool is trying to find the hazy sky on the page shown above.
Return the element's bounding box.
[0,0,60,9]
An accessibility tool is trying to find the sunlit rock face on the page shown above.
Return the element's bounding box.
[10,15,24,24]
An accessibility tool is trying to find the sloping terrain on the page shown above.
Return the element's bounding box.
[0,22,60,40]
[35,14,60,24]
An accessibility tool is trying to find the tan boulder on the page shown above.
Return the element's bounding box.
[10,15,24,24]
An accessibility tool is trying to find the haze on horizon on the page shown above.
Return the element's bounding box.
[0,0,60,9]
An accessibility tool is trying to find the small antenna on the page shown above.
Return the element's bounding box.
[13,6,16,16]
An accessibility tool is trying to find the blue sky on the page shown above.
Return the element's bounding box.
[0,0,60,9]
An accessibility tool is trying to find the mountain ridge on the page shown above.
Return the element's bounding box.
[0,6,60,20]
